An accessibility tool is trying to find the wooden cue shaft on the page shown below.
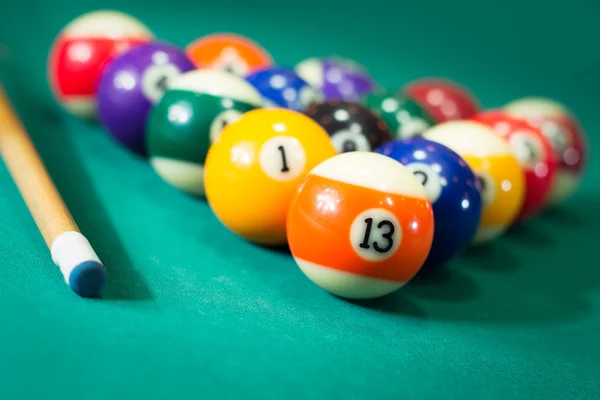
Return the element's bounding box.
[0,84,106,297]
[0,84,78,247]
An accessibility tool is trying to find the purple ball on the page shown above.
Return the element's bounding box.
[97,42,196,154]
[321,58,374,101]
[295,56,376,102]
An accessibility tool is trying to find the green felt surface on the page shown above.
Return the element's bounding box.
[1,1,599,398]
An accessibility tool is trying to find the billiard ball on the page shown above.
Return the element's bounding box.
[146,70,263,195]
[48,10,154,119]
[473,110,558,221]
[245,67,323,112]
[204,109,337,246]
[504,97,587,205]
[375,138,482,269]
[304,101,393,153]
[97,42,196,154]
[286,152,434,299]
[295,56,376,101]
[403,78,480,123]
[186,33,273,76]
[362,91,435,139]
[423,121,525,244]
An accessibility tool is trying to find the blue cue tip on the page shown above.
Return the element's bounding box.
[68,261,108,298]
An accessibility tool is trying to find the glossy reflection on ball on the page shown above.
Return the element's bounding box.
[97,42,196,154]
[376,138,482,269]
[304,101,393,153]
[423,121,525,244]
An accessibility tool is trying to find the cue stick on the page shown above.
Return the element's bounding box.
[0,83,107,297]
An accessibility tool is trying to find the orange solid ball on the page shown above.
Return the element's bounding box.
[204,108,337,245]
[186,33,273,76]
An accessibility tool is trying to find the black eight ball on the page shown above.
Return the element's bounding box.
[304,101,394,154]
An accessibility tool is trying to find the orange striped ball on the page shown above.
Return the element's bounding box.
[287,152,435,299]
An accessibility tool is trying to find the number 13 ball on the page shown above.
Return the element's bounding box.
[287,152,434,299]
[204,109,337,246]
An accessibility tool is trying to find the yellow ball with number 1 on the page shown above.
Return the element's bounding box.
[204,108,337,246]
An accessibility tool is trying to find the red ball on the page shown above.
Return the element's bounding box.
[48,11,154,119]
[473,110,558,221]
[403,78,480,123]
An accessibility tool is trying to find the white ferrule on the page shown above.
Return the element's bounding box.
[51,231,102,283]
